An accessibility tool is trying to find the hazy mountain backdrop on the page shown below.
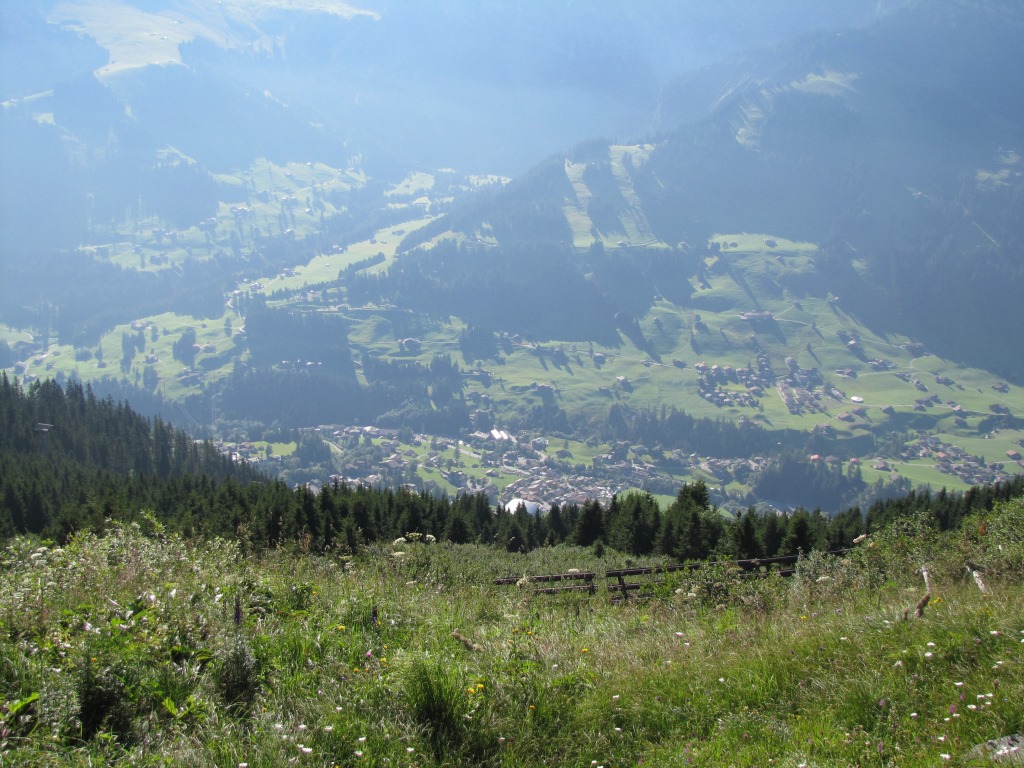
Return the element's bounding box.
[2,0,1022,513]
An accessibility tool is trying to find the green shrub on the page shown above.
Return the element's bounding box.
[213,635,261,715]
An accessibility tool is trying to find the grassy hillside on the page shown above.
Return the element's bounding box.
[2,497,1022,765]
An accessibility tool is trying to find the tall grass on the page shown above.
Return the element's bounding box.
[1,498,1022,765]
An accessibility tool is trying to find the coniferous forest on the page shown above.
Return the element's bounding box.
[4,374,1022,560]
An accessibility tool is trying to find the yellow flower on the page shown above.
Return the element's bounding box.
[337,624,346,631]
[581,647,589,653]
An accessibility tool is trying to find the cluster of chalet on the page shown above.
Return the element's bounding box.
[879,435,1019,486]
[834,406,870,423]
[697,455,767,484]
[212,440,265,465]
[693,352,774,409]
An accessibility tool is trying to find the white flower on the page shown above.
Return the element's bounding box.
[354,750,363,758]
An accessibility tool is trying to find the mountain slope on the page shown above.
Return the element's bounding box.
[410,0,1024,380]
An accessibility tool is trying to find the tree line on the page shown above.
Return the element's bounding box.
[2,374,1022,559]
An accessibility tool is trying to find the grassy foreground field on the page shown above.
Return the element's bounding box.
[2,501,1023,767]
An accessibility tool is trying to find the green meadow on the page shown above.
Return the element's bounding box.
[2,497,1022,766]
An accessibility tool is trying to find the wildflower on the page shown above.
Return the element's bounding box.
[300,746,312,754]
[612,695,620,702]
[323,726,333,732]
[365,650,373,658]
[581,647,589,654]
[925,652,934,658]
[336,624,346,631]
[406,747,415,753]
[354,750,363,758]
[357,737,366,743]
[927,642,936,647]
[940,754,951,760]
[954,681,964,687]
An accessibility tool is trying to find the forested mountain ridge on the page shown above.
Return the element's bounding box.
[0,374,252,481]
[401,0,1024,380]
[4,373,1024,565]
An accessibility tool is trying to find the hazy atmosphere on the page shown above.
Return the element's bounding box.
[2,2,1024,766]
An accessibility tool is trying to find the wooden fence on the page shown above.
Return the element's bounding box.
[495,550,851,601]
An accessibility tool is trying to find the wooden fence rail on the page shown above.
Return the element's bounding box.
[495,550,852,600]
